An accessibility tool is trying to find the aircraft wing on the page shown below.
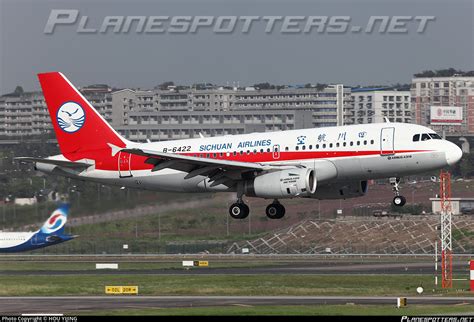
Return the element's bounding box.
[14,157,91,170]
[121,147,297,187]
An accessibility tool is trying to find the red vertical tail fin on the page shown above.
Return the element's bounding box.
[38,72,126,160]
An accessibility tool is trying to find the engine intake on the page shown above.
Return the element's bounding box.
[245,168,316,199]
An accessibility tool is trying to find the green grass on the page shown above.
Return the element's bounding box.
[77,304,474,316]
[0,274,469,297]
[453,228,474,241]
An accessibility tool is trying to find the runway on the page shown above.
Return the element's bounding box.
[1,296,473,314]
[0,261,467,276]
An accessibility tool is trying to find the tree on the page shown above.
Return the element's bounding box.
[414,68,474,78]
[459,152,474,178]
[158,81,174,90]
[13,86,24,95]
[254,82,275,90]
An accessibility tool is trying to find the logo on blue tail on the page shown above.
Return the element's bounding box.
[40,206,68,234]
[57,102,85,133]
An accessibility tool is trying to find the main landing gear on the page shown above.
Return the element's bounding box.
[265,200,286,219]
[229,199,249,219]
[228,199,286,220]
[390,177,406,207]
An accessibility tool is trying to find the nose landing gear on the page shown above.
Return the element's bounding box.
[390,177,406,207]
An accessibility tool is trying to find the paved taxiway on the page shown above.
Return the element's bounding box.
[1,296,474,314]
[0,261,467,276]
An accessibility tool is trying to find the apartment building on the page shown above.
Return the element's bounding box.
[411,76,474,135]
[351,89,411,124]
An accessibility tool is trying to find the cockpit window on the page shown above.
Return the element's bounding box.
[429,133,442,140]
[413,134,420,142]
[421,134,431,141]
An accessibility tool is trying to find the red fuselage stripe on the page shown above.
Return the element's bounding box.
[90,149,431,171]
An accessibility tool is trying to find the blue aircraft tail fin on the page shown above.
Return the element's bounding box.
[40,204,69,235]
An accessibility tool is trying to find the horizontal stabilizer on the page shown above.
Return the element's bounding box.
[14,157,91,169]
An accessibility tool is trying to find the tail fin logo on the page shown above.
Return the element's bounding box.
[40,208,67,234]
[57,102,85,133]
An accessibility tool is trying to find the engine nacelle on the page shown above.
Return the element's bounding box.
[245,168,317,199]
[310,180,368,200]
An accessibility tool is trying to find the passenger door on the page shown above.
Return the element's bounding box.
[272,144,280,160]
[118,151,133,178]
[380,127,395,155]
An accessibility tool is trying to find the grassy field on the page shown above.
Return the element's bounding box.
[0,274,469,297]
[77,304,474,316]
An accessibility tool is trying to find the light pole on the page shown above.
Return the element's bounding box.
[158,212,161,241]
[248,210,251,235]
[226,212,229,237]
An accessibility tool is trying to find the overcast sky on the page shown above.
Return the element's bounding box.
[0,0,472,93]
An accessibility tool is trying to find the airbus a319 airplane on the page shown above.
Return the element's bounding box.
[0,204,75,252]
[17,72,463,220]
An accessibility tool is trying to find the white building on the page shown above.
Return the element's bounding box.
[351,89,411,124]
[411,75,474,135]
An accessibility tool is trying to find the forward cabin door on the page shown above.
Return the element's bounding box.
[380,127,395,155]
[118,151,133,178]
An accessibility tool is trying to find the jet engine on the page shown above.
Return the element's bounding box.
[245,168,316,199]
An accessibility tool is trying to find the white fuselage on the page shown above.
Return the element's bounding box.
[38,122,461,195]
[0,232,35,249]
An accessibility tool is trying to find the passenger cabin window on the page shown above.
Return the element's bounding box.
[413,134,420,142]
